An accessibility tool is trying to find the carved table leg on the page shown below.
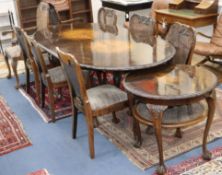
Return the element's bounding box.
[147,104,167,175]
[202,90,216,160]
[127,93,142,148]
[113,72,122,87]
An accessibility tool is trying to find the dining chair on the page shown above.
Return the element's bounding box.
[132,22,196,140]
[56,47,128,158]
[124,0,169,37]
[129,14,155,45]
[13,26,37,93]
[31,40,68,122]
[98,7,118,35]
[36,2,50,32]
[19,30,42,105]
[157,22,196,136]
[1,11,23,89]
[194,13,222,65]
[165,22,196,65]
[47,2,83,27]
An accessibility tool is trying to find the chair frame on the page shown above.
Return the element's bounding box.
[57,47,128,158]
[31,40,67,122]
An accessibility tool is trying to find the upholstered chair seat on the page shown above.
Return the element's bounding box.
[87,84,127,110]
[5,45,22,59]
[135,102,205,125]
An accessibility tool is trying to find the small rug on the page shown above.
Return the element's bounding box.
[27,169,50,175]
[96,88,222,170]
[0,96,31,156]
[19,83,72,123]
[152,146,222,175]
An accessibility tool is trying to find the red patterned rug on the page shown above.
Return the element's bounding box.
[18,73,120,123]
[0,96,31,156]
[19,83,72,123]
[152,146,222,175]
[27,169,50,175]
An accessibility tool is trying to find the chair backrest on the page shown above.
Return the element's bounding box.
[36,2,50,31]
[48,3,61,26]
[56,48,88,105]
[165,23,196,65]
[129,14,155,45]
[30,39,48,75]
[98,7,118,34]
[150,0,170,19]
[13,27,32,61]
[44,0,70,12]
[211,13,222,47]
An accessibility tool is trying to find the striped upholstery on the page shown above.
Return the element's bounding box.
[5,45,22,59]
[136,102,206,124]
[87,84,127,110]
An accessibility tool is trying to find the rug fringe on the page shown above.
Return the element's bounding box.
[19,88,49,123]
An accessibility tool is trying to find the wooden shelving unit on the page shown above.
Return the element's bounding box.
[16,0,93,34]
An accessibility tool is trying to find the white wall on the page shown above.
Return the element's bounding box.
[0,0,17,25]
[92,0,102,23]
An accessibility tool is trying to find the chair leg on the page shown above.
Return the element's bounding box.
[31,60,41,104]
[48,87,56,122]
[196,56,210,66]
[145,125,155,135]
[11,58,19,89]
[35,80,41,104]
[40,83,45,108]
[4,55,11,78]
[72,106,78,139]
[174,128,182,138]
[96,71,102,85]
[25,66,30,93]
[86,114,95,159]
[112,112,120,124]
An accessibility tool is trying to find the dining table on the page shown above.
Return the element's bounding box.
[34,23,176,86]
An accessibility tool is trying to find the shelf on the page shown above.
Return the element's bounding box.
[22,18,36,24]
[17,0,92,31]
[71,0,83,2]
[21,5,37,11]
[72,9,91,15]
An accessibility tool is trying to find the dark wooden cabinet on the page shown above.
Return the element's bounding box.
[16,0,93,34]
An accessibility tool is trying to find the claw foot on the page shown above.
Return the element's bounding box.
[156,165,166,175]
[133,138,142,148]
[202,150,212,160]
[112,117,120,124]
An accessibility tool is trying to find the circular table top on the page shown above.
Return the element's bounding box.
[34,23,175,71]
[124,65,218,101]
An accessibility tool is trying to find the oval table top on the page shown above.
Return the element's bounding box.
[34,23,175,71]
[123,65,218,102]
